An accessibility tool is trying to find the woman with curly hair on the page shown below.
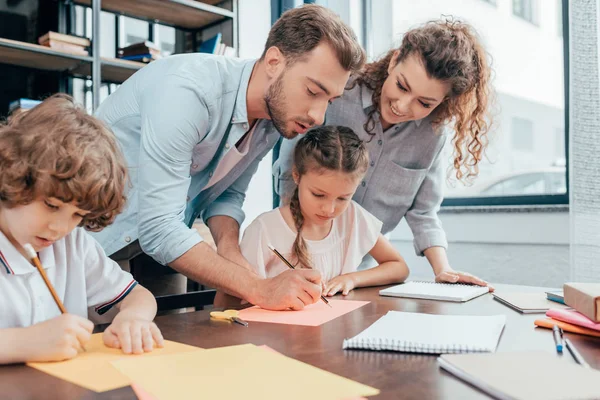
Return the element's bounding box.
[275,19,495,288]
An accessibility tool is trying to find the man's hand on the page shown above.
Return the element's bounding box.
[250,269,323,311]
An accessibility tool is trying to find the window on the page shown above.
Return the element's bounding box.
[557,0,563,37]
[513,0,537,25]
[372,0,566,205]
[511,117,534,151]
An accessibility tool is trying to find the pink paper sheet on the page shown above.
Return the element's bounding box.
[546,309,600,331]
[238,299,370,326]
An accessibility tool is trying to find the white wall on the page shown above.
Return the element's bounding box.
[238,0,273,232]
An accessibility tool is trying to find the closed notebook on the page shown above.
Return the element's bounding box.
[343,311,505,354]
[534,317,600,338]
[492,292,571,314]
[379,281,489,302]
[438,351,600,400]
[546,308,600,331]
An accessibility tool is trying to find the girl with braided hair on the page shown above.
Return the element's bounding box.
[241,125,409,297]
[275,19,495,290]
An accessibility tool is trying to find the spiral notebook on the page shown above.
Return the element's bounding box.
[379,281,489,302]
[343,311,506,354]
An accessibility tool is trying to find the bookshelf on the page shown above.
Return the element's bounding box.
[0,0,238,111]
[73,0,233,29]
[0,38,92,73]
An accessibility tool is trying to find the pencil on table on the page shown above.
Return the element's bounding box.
[268,245,332,308]
[23,243,87,351]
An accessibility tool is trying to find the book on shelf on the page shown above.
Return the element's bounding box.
[8,98,41,115]
[118,41,163,63]
[118,53,157,63]
[39,39,89,56]
[198,32,222,54]
[38,31,90,47]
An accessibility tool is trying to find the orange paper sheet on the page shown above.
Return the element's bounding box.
[28,333,200,392]
[132,383,158,400]
[112,343,379,400]
[534,317,600,337]
[256,345,367,400]
[238,299,370,326]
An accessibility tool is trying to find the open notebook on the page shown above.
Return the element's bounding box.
[379,281,489,302]
[343,311,506,354]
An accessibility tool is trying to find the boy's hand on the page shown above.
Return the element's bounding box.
[103,315,164,354]
[324,274,356,296]
[23,313,93,362]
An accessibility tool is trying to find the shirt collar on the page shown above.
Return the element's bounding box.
[0,230,55,275]
[359,82,423,128]
[231,60,258,126]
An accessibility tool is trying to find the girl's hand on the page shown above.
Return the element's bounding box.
[435,269,494,292]
[324,275,356,296]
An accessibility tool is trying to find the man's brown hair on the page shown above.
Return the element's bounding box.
[262,4,365,71]
[0,94,127,231]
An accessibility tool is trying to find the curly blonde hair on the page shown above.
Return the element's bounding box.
[0,94,127,231]
[349,19,494,182]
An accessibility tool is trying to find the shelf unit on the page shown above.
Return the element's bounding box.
[0,0,238,111]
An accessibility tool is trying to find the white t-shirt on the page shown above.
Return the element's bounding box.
[0,227,137,329]
[240,201,383,282]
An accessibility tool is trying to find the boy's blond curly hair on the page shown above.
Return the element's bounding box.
[0,94,127,231]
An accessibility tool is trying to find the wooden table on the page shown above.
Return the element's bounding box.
[2,284,600,399]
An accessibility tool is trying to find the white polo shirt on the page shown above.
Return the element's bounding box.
[0,227,137,329]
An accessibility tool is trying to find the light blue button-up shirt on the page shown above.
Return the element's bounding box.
[92,54,279,265]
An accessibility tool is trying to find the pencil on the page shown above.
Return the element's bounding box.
[268,245,332,308]
[23,243,86,351]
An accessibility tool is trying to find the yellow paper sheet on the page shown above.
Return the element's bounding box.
[28,333,200,392]
[112,343,380,400]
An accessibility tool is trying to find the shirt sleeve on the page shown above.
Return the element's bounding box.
[137,73,211,265]
[239,217,271,278]
[77,229,138,315]
[351,201,383,255]
[273,136,302,206]
[341,202,383,275]
[404,140,449,256]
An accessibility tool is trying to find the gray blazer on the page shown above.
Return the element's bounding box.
[273,82,448,256]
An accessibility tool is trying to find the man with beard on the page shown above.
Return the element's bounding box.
[92,5,365,311]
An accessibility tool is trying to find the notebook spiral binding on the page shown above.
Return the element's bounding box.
[342,337,487,354]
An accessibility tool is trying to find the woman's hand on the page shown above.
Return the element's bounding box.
[435,269,494,292]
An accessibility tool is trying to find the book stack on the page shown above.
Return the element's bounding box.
[38,32,90,55]
[118,41,163,63]
[534,282,600,337]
